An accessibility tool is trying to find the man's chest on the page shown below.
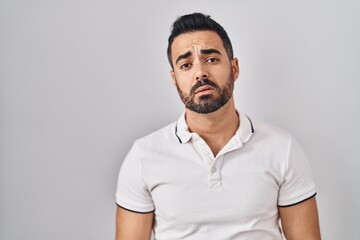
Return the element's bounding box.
[143,147,283,225]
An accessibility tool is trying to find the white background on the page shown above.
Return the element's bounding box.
[1,0,359,239]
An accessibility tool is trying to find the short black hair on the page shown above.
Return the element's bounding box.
[167,13,234,69]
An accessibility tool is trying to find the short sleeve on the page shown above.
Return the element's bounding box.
[278,135,317,207]
[115,141,155,213]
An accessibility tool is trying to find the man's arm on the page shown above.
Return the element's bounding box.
[279,196,321,240]
[115,206,154,240]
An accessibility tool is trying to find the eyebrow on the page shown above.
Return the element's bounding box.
[175,48,222,65]
[200,48,222,55]
[175,51,192,65]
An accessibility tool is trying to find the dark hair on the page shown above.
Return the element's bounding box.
[167,13,234,69]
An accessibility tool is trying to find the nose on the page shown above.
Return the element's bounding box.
[195,62,209,81]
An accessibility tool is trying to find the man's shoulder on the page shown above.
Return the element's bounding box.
[134,121,179,148]
[250,117,292,142]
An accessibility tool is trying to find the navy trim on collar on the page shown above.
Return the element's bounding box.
[246,115,254,133]
[175,124,182,144]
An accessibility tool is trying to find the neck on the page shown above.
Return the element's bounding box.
[185,98,239,156]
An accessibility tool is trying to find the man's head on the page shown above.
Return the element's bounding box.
[167,13,234,69]
[168,13,239,114]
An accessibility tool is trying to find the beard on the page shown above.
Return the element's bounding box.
[175,70,235,114]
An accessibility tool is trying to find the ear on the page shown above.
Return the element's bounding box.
[170,70,177,86]
[231,58,240,81]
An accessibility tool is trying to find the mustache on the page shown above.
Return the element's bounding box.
[190,79,218,95]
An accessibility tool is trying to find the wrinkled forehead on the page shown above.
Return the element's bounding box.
[171,31,225,61]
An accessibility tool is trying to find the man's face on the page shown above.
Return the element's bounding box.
[170,31,239,114]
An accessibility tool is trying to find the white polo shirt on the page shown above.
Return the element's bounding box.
[116,112,316,239]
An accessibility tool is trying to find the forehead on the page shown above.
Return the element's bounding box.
[171,31,225,59]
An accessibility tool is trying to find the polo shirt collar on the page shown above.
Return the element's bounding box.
[175,111,254,145]
[175,112,192,144]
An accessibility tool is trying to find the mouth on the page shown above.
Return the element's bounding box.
[194,85,215,94]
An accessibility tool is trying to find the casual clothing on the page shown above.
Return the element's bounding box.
[116,112,316,239]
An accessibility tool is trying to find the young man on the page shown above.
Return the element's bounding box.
[115,13,321,239]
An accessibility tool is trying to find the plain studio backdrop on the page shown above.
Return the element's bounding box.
[1,0,359,239]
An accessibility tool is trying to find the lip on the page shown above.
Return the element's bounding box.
[194,85,215,94]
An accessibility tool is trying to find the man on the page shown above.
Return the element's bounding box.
[115,13,321,239]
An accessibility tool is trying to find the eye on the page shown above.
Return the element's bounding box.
[180,63,192,70]
[206,57,219,63]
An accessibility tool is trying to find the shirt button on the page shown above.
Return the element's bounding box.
[211,167,217,173]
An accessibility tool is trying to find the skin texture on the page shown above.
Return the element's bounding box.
[115,30,321,239]
[115,207,154,240]
[171,33,236,115]
[279,197,321,239]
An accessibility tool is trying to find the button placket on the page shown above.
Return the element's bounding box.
[191,134,225,190]
[192,133,215,164]
[208,155,224,189]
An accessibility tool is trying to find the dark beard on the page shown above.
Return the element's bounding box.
[175,72,234,114]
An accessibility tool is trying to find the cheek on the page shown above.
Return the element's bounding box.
[176,82,192,95]
[213,67,232,84]
[174,73,194,92]
[215,68,228,78]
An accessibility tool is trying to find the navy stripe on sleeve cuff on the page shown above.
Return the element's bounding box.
[116,203,155,214]
[278,192,317,208]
